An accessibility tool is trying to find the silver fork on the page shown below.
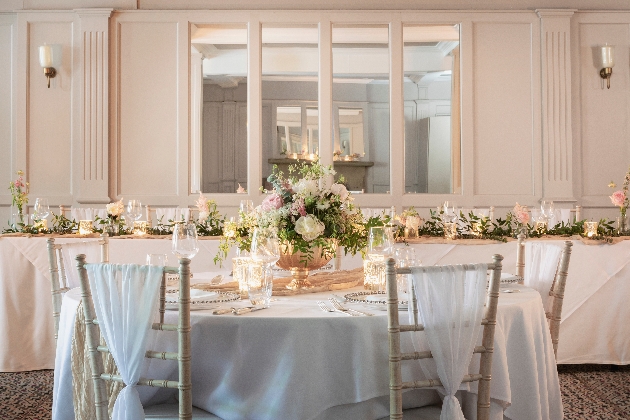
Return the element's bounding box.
[317,301,353,316]
[328,298,372,316]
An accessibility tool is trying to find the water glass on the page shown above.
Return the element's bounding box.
[247,263,272,308]
[172,222,199,259]
[127,200,143,222]
[367,226,394,260]
[541,200,554,222]
[250,228,280,267]
[147,254,168,266]
[442,201,458,222]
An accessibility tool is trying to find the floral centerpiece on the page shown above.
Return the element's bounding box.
[216,160,367,288]
[9,170,29,226]
[104,198,125,235]
[512,202,530,237]
[195,193,224,236]
[608,167,630,232]
[395,207,423,238]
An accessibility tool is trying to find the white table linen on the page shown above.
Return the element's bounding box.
[53,284,560,420]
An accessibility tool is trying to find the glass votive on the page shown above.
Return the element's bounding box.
[443,222,457,240]
[534,219,548,234]
[470,222,482,237]
[246,263,272,308]
[404,227,417,239]
[78,220,93,235]
[363,259,383,291]
[133,221,148,235]
[584,221,598,238]
[233,256,252,295]
[147,254,167,266]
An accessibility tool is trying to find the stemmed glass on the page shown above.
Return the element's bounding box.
[33,198,50,221]
[172,222,199,259]
[541,200,555,224]
[127,200,143,222]
[442,201,458,223]
[249,228,280,307]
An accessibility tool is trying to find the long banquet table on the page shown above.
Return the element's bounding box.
[53,284,561,420]
[1,234,629,371]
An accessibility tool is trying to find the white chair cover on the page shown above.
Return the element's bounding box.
[524,242,562,313]
[60,241,103,289]
[86,264,163,420]
[71,208,108,222]
[155,208,190,223]
[410,264,487,420]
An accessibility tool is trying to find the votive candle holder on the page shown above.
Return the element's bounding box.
[584,221,598,238]
[443,222,457,240]
[78,220,93,235]
[133,221,148,236]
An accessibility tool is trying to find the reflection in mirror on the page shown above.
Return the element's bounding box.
[192,24,248,193]
[403,25,460,194]
[333,24,389,194]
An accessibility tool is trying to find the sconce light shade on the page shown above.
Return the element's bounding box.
[599,44,615,89]
[38,44,61,88]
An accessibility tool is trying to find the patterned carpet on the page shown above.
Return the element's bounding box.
[0,366,629,419]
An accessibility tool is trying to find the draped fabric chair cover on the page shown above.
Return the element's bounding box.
[71,208,108,222]
[86,264,163,420]
[409,264,487,420]
[60,242,103,290]
[523,243,562,313]
[155,208,190,224]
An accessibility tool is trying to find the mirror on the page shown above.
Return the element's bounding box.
[333,24,389,193]
[403,24,460,194]
[192,24,248,194]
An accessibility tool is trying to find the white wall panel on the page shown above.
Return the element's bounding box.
[473,21,537,197]
[117,21,178,197]
[0,15,14,209]
[27,21,73,198]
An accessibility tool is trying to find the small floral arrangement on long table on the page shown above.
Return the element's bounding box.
[9,170,29,225]
[215,160,367,265]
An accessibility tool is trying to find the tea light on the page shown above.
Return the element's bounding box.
[444,222,457,240]
[78,220,93,235]
[363,259,384,291]
[133,221,148,236]
[584,221,598,238]
[34,219,48,231]
[471,222,482,237]
[534,220,547,234]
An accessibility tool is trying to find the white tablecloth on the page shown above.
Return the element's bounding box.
[53,284,561,420]
[2,235,629,371]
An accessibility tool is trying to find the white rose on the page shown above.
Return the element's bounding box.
[406,215,422,230]
[293,179,318,197]
[106,198,124,217]
[294,215,325,241]
[330,183,349,201]
[198,211,209,221]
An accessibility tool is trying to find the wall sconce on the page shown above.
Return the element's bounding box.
[599,44,615,89]
[38,44,61,88]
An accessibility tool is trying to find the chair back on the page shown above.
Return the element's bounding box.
[46,235,108,343]
[386,255,503,420]
[547,241,573,359]
[76,255,193,420]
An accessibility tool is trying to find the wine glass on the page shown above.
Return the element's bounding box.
[127,200,143,222]
[33,198,50,220]
[442,201,458,222]
[541,200,555,222]
[250,228,280,267]
[172,222,199,259]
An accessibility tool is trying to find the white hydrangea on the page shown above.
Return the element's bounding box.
[294,215,325,241]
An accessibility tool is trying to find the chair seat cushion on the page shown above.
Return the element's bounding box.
[144,403,222,419]
[379,404,442,420]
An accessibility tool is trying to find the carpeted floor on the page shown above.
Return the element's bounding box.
[1,366,629,419]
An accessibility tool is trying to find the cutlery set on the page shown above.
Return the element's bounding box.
[212,306,267,315]
[318,298,373,316]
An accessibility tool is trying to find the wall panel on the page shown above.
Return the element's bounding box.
[117,21,178,197]
[0,15,14,210]
[472,22,536,197]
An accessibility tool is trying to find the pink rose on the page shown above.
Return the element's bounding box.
[516,210,530,224]
[261,193,283,211]
[290,198,307,217]
[610,190,626,208]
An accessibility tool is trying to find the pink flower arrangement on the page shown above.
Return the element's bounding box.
[608,167,630,217]
[261,193,284,211]
[610,190,626,208]
[513,203,530,225]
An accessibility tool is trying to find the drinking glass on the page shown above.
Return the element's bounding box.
[127,200,143,222]
[172,222,199,259]
[246,262,272,308]
[442,201,458,222]
[33,198,50,220]
[250,228,280,267]
[541,200,554,221]
[147,253,168,266]
[367,226,394,261]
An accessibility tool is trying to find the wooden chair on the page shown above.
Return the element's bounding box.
[46,234,109,344]
[76,255,217,420]
[519,239,573,359]
[385,255,503,420]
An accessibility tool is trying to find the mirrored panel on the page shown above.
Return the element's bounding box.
[262,24,319,184]
[403,24,460,194]
[193,24,248,193]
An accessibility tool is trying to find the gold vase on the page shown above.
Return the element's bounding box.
[276,241,335,290]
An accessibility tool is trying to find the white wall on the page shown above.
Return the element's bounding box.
[0,4,629,225]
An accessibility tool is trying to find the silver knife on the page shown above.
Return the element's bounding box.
[234,307,267,315]
[212,307,234,315]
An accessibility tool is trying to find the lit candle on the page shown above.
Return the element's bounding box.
[78,220,93,235]
[584,221,598,238]
[233,257,253,295]
[133,221,148,236]
[34,219,48,231]
[39,45,53,67]
[444,222,457,240]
